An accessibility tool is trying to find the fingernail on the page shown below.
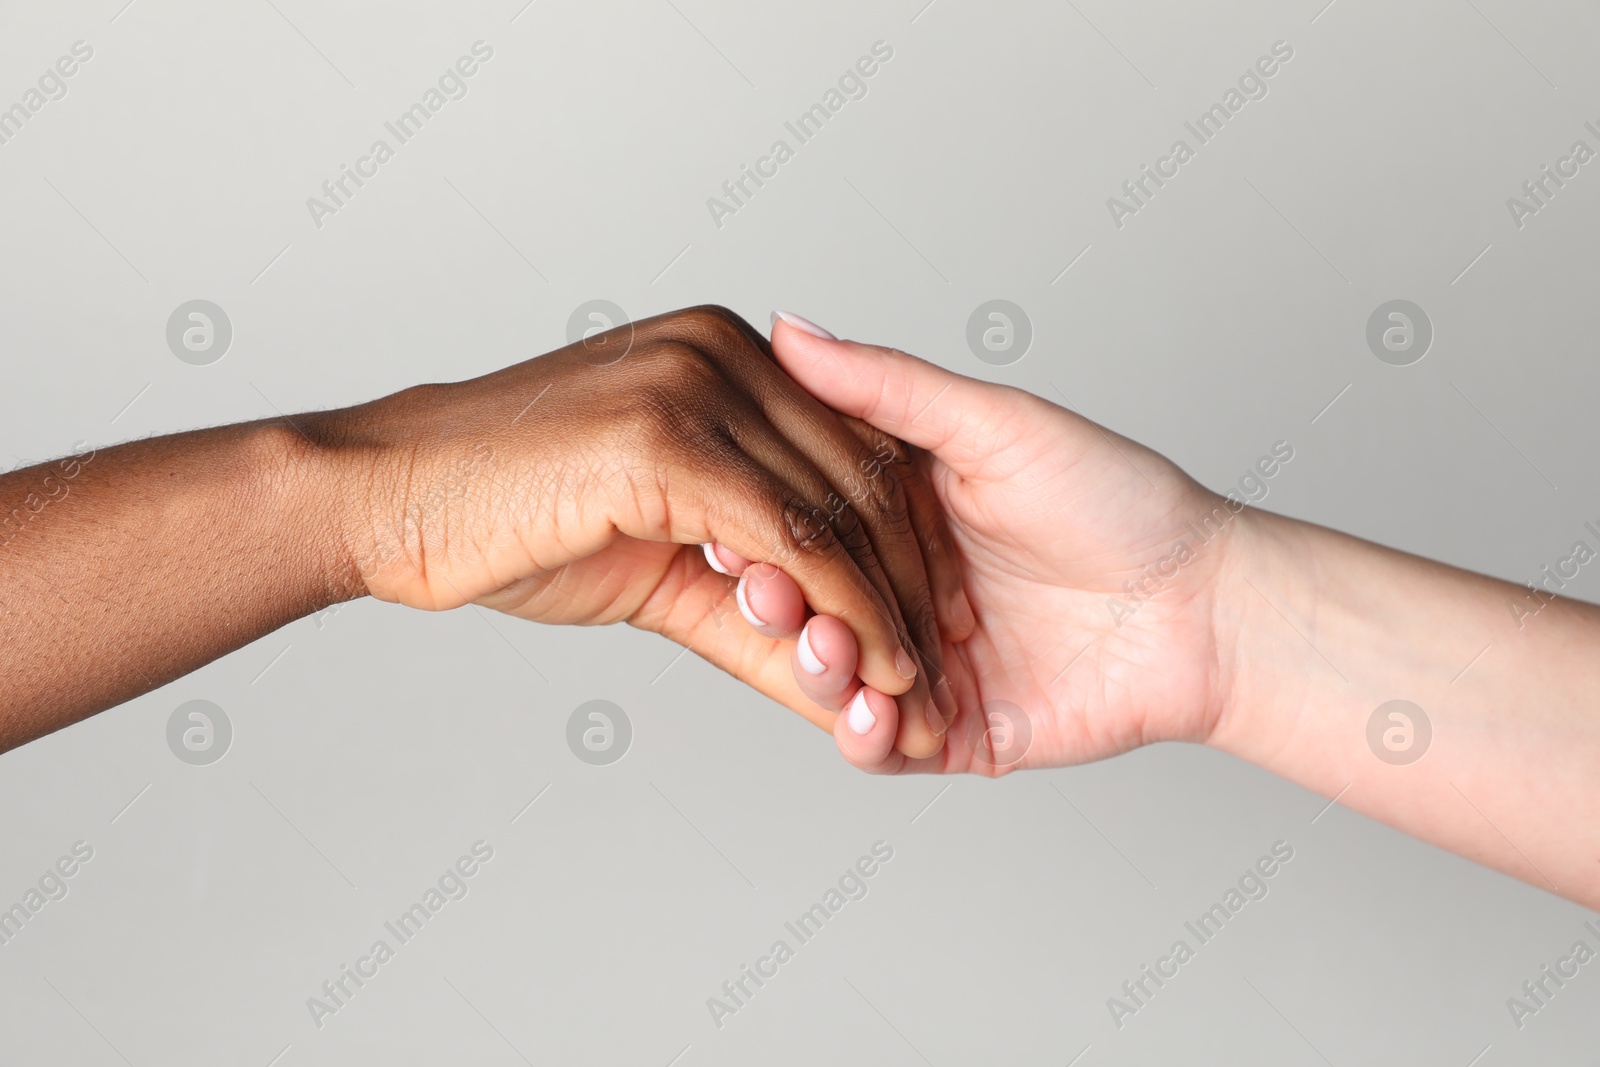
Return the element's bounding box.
[771,310,838,340]
[894,647,918,680]
[949,590,975,634]
[847,689,876,734]
[735,575,767,628]
[703,542,734,576]
[797,620,827,675]
[924,697,947,737]
[933,676,957,724]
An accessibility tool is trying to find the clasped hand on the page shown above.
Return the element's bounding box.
[332,305,972,761]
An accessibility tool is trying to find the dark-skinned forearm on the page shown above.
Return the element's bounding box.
[0,418,360,752]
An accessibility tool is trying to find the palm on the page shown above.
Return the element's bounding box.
[920,430,1233,776]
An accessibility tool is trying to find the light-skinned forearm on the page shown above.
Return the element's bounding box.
[1211,508,1600,907]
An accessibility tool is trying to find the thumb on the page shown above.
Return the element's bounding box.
[768,311,1035,479]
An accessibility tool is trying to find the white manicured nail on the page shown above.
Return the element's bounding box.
[771,310,838,340]
[703,542,734,576]
[797,620,827,675]
[735,576,766,628]
[847,689,876,734]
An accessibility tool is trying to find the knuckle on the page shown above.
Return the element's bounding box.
[851,453,912,533]
[641,339,719,385]
[629,342,728,426]
[863,425,912,466]
[904,595,940,645]
[653,305,752,353]
[781,498,842,560]
[829,500,876,560]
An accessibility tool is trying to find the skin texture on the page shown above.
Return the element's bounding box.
[768,317,1600,911]
[0,306,966,756]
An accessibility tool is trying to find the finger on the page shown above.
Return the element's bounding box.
[712,409,932,716]
[648,309,947,755]
[710,449,966,723]
[899,444,976,642]
[735,562,806,639]
[693,442,919,702]
[730,413,947,757]
[819,416,955,749]
[833,687,904,772]
[736,568,861,712]
[791,614,858,711]
[642,549,936,762]
[602,319,924,715]
[837,413,974,652]
[819,618,971,778]
[716,342,949,758]
[629,544,834,732]
[702,541,754,577]
[795,612,955,776]
[770,313,1046,480]
[632,545,949,772]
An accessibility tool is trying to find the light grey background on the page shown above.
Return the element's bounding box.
[2,0,1597,1063]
